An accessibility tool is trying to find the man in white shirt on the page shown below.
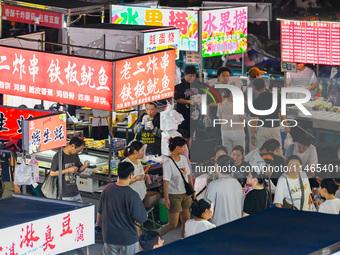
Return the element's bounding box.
[205,155,242,226]
[286,63,318,99]
[318,179,340,215]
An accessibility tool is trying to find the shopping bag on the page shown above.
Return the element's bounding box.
[14,159,33,185]
[284,133,294,151]
[41,173,58,199]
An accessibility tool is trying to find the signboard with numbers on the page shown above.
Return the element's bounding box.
[202,7,248,57]
[281,20,340,65]
[114,49,176,110]
[0,198,94,255]
[22,113,67,154]
[0,46,113,111]
[0,106,52,139]
[143,28,180,59]
[2,5,63,29]
[111,5,198,51]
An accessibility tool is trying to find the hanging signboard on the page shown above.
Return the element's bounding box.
[0,106,52,139]
[22,113,67,154]
[281,20,340,65]
[114,49,176,110]
[0,205,94,255]
[202,7,248,57]
[2,4,64,29]
[111,5,198,51]
[0,46,113,111]
[143,29,180,59]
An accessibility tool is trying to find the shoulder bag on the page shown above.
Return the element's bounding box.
[167,156,194,196]
[282,173,305,210]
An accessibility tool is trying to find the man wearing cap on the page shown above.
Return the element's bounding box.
[245,67,265,151]
[286,63,318,99]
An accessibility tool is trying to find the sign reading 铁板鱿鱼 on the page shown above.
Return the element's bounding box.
[114,49,176,110]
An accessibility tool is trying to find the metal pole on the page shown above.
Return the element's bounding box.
[101,6,105,24]
[242,52,245,76]
[104,34,106,60]
[198,10,203,82]
[108,111,113,180]
[58,147,63,200]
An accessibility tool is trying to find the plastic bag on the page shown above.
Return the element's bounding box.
[284,133,294,151]
[307,203,317,212]
[14,159,33,185]
[41,173,58,199]
[29,157,40,183]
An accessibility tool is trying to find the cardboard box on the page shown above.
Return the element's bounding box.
[144,191,161,209]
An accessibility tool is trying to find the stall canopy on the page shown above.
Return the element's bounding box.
[65,23,180,59]
[0,45,113,111]
[144,208,340,255]
[1,0,104,29]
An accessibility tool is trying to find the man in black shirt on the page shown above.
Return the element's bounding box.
[97,161,147,255]
[250,78,290,152]
[175,65,197,147]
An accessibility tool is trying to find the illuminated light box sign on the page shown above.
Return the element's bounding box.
[111,5,198,51]
[0,106,52,139]
[202,7,248,57]
[2,5,63,29]
[281,20,340,65]
[0,46,113,111]
[22,113,67,154]
[114,49,176,110]
[144,29,180,59]
[0,203,94,255]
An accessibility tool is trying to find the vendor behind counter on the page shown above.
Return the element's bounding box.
[134,102,161,156]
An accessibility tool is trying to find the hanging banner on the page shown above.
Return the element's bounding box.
[22,113,67,154]
[0,46,113,111]
[0,106,52,139]
[202,7,248,57]
[281,20,340,65]
[143,29,180,59]
[114,49,176,110]
[2,5,63,29]
[0,205,94,255]
[111,5,198,51]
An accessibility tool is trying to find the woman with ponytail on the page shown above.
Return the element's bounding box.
[122,140,151,200]
[185,198,215,237]
[160,136,196,238]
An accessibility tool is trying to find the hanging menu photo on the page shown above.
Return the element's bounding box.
[281,20,340,66]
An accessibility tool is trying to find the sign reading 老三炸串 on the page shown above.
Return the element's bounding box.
[111,5,198,52]
[202,7,248,57]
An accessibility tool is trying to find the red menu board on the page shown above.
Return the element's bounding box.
[281,20,340,65]
[114,49,176,110]
[0,46,113,111]
[2,5,63,29]
[0,106,51,139]
[23,113,67,154]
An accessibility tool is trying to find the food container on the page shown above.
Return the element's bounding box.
[116,113,128,123]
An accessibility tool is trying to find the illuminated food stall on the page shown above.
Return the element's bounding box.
[280,19,340,159]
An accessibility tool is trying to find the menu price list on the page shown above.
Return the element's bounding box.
[281,20,340,66]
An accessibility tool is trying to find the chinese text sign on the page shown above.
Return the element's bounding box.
[0,106,51,139]
[114,50,176,110]
[144,29,180,59]
[23,113,67,154]
[202,7,248,57]
[0,46,113,111]
[281,20,340,65]
[2,5,63,29]
[111,5,198,51]
[0,206,94,255]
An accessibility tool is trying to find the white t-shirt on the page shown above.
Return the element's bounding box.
[291,143,318,172]
[286,67,317,99]
[335,189,340,199]
[205,177,242,226]
[185,219,215,237]
[318,198,340,215]
[274,172,311,211]
[163,155,191,195]
[123,157,146,200]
